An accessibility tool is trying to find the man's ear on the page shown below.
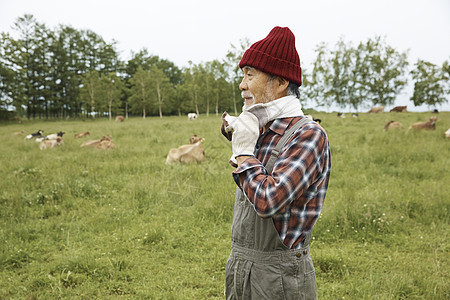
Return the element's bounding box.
[276,77,289,94]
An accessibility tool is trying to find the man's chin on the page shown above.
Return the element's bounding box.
[244,99,255,106]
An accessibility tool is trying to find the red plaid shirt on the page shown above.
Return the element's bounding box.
[233,117,331,249]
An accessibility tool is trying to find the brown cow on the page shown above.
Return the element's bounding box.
[384,121,403,131]
[189,134,205,144]
[74,131,90,139]
[39,137,64,150]
[115,116,124,122]
[390,106,407,112]
[166,138,205,164]
[13,130,25,135]
[368,106,384,113]
[80,135,112,148]
[407,116,439,132]
[96,139,115,149]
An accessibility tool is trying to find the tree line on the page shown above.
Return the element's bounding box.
[0,14,448,120]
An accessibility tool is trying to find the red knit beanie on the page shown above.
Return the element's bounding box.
[239,26,302,86]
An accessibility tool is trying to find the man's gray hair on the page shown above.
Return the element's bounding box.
[287,82,300,99]
[268,74,301,99]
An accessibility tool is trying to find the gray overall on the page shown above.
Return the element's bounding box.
[225,118,316,300]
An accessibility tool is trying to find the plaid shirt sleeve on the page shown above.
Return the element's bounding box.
[232,123,330,218]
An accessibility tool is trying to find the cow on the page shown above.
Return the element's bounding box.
[13,130,25,135]
[352,113,359,118]
[390,106,407,112]
[96,138,115,149]
[46,131,65,140]
[445,128,450,138]
[166,138,205,164]
[384,121,403,131]
[304,114,322,124]
[432,109,439,114]
[368,106,384,113]
[80,135,112,148]
[407,116,439,132]
[189,134,204,144]
[188,113,198,120]
[25,130,43,140]
[115,116,124,122]
[39,137,63,150]
[337,113,346,118]
[74,131,90,139]
[35,131,65,143]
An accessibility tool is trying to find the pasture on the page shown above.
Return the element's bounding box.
[0,111,449,299]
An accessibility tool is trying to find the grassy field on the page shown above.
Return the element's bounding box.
[0,111,449,299]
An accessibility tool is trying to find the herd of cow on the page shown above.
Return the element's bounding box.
[17,115,126,150]
[18,129,115,150]
[13,108,449,164]
[355,105,447,134]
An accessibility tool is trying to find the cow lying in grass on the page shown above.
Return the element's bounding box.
[74,131,90,139]
[166,135,205,164]
[384,121,403,131]
[36,131,65,142]
[39,137,63,150]
[407,116,439,133]
[13,130,25,135]
[25,130,43,140]
[390,106,407,112]
[368,106,384,113]
[80,135,114,149]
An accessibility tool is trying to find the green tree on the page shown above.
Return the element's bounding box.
[210,59,229,116]
[79,70,101,118]
[0,32,22,116]
[100,73,124,120]
[329,38,354,109]
[129,66,152,118]
[310,42,333,112]
[298,68,313,108]
[125,49,182,85]
[223,38,249,116]
[410,59,448,109]
[9,14,39,119]
[349,42,371,110]
[184,62,202,116]
[201,62,213,117]
[359,36,409,107]
[442,59,450,96]
[148,65,173,118]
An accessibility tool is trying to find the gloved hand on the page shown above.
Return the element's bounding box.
[220,112,233,141]
[226,111,260,166]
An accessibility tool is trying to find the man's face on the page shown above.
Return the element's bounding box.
[239,66,275,106]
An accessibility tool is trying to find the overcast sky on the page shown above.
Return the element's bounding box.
[1,0,449,111]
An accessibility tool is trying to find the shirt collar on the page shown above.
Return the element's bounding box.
[268,117,298,136]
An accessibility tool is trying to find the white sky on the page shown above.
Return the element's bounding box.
[1,0,449,111]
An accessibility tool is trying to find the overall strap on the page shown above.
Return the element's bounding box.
[266,117,311,173]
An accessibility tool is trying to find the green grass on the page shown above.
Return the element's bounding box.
[0,112,449,299]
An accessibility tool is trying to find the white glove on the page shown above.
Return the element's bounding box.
[225,111,259,165]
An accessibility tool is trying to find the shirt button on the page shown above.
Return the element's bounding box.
[296,252,301,258]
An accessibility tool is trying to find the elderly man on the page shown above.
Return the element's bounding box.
[221,27,331,299]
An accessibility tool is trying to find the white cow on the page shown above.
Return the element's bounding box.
[188,113,198,120]
[444,128,450,138]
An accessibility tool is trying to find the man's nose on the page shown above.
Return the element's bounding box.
[239,78,247,91]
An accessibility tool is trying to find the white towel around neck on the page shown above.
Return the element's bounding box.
[243,95,304,128]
